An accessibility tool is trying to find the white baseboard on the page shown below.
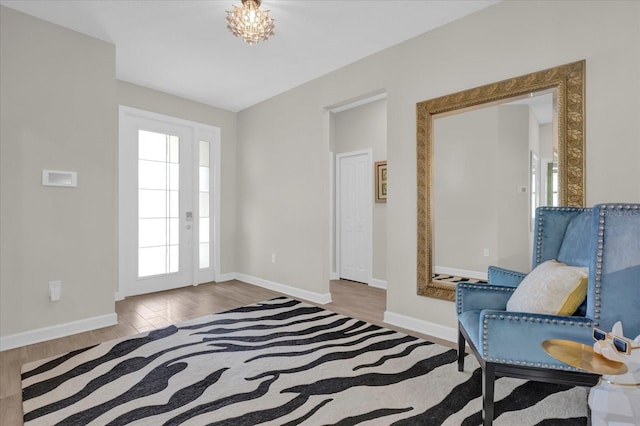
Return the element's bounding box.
[369,278,387,289]
[0,313,118,352]
[236,273,332,305]
[114,291,124,301]
[329,274,386,289]
[383,310,457,344]
[434,266,487,281]
[215,272,238,283]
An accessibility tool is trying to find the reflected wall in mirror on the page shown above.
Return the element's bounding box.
[434,92,554,279]
[417,61,585,301]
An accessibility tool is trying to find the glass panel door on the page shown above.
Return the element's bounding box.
[119,111,193,297]
[119,106,219,297]
[138,130,181,277]
[199,140,210,269]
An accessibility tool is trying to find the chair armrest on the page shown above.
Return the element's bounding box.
[487,266,527,287]
[456,283,515,315]
[480,310,595,369]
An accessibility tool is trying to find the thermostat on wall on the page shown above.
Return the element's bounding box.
[42,169,77,187]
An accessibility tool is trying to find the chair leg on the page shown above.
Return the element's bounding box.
[457,328,465,372]
[483,363,496,426]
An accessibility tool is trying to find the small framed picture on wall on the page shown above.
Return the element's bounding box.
[375,161,387,203]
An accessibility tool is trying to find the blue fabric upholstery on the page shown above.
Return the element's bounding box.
[457,204,640,371]
[480,311,593,368]
[588,205,640,337]
[531,207,590,267]
[486,266,526,288]
[557,211,592,267]
[458,310,481,354]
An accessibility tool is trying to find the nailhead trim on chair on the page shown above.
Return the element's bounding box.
[593,204,640,321]
[482,313,594,371]
[536,207,589,265]
[534,206,591,266]
[457,284,515,292]
[595,206,604,321]
[488,267,526,279]
[456,283,515,314]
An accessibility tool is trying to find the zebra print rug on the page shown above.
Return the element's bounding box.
[22,297,588,425]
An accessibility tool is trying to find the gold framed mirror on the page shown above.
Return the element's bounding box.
[417,61,585,301]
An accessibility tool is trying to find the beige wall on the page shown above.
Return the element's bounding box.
[496,106,530,273]
[0,8,240,343]
[333,99,387,282]
[116,81,238,275]
[236,86,330,293]
[237,1,640,332]
[0,7,117,336]
[434,105,530,276]
[2,1,639,344]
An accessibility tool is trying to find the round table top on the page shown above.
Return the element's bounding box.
[542,339,628,376]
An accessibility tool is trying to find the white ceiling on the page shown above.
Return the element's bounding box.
[1,0,499,112]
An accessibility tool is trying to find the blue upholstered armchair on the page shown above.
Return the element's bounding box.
[456,203,640,426]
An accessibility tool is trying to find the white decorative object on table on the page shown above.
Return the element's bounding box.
[589,321,640,426]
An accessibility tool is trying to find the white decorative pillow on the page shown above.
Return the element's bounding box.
[506,260,588,315]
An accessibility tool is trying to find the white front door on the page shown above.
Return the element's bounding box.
[337,150,372,284]
[119,107,220,297]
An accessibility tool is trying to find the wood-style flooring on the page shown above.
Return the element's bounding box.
[0,279,452,425]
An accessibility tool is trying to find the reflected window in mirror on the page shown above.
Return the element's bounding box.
[531,151,539,232]
[546,152,559,206]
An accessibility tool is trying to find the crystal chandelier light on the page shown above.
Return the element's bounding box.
[225,0,275,45]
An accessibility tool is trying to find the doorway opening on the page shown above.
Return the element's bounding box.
[329,95,387,289]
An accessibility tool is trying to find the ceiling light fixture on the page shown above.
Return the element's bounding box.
[225,0,275,45]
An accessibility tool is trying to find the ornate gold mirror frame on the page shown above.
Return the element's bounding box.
[417,60,585,301]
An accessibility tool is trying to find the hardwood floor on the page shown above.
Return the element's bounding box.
[0,279,452,425]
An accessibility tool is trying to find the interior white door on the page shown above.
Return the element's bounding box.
[338,151,372,283]
[119,107,219,297]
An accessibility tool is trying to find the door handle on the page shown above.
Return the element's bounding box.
[185,212,193,230]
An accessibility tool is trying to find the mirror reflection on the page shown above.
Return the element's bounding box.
[433,91,555,283]
[416,60,585,301]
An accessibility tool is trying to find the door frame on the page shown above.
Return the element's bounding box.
[335,149,373,285]
[117,106,221,299]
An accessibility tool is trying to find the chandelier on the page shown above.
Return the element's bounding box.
[225,0,275,45]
